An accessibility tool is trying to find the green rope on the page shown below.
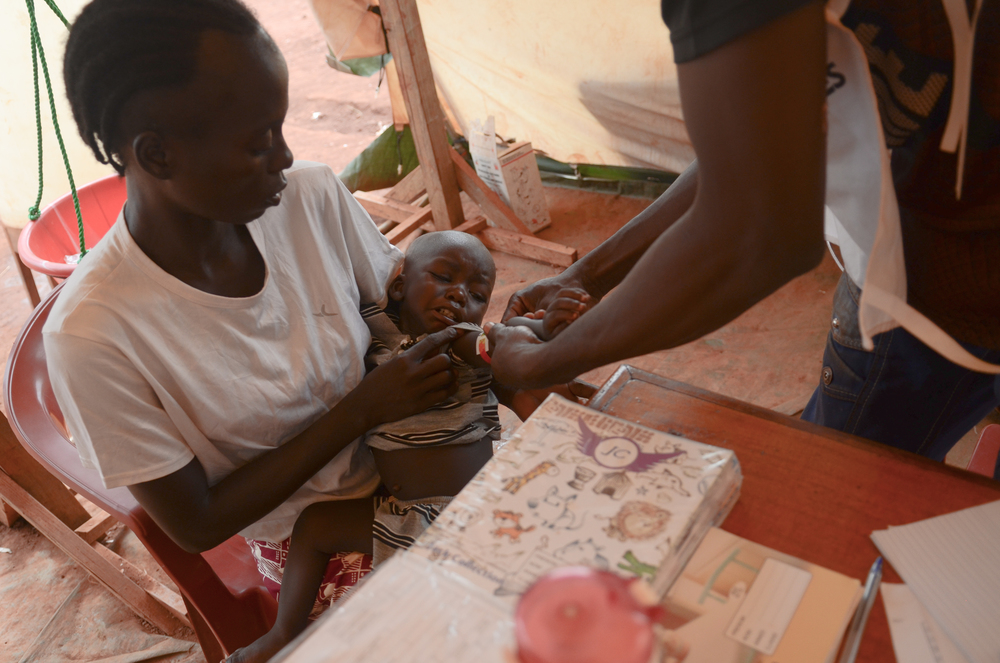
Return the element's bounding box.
[26,0,86,258]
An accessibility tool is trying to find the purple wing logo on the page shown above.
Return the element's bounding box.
[576,418,683,472]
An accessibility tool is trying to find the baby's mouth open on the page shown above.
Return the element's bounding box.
[435,307,458,323]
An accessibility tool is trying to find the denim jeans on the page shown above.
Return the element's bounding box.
[802,274,1000,477]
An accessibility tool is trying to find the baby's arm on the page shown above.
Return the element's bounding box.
[452,289,591,366]
[450,327,491,368]
[507,288,592,341]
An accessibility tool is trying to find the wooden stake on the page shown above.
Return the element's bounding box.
[453,218,488,235]
[478,227,577,268]
[385,165,427,204]
[354,191,424,224]
[386,207,435,244]
[0,469,190,635]
[75,509,118,545]
[384,58,409,131]
[0,500,19,527]
[379,0,464,231]
[0,413,90,529]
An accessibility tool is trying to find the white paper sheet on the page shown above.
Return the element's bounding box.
[871,500,1000,663]
[881,583,969,663]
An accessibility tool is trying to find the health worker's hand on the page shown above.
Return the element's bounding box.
[502,272,597,322]
[485,322,553,390]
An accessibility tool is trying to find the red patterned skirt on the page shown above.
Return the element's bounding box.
[246,538,373,620]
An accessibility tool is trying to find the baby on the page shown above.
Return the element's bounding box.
[231,230,586,663]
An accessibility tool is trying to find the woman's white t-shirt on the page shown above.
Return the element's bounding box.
[43,162,403,542]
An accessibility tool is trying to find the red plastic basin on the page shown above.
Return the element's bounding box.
[18,174,126,278]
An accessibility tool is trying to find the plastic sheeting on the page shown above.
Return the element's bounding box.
[1,0,117,232]
[309,0,693,173]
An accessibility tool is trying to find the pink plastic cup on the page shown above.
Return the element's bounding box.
[514,567,659,663]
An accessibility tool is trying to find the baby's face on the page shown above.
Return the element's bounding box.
[393,242,496,335]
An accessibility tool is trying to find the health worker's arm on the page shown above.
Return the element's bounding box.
[491,1,827,388]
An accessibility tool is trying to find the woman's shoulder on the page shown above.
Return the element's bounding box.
[43,219,139,340]
[283,161,350,202]
[261,161,367,237]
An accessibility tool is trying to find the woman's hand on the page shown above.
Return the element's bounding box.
[354,326,461,428]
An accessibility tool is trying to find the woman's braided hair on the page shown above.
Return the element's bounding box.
[64,0,261,175]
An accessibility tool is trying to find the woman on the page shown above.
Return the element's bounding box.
[47,0,458,613]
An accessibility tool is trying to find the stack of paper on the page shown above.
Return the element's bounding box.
[871,500,1000,663]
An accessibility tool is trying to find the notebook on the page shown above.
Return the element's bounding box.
[408,394,743,598]
[661,527,862,663]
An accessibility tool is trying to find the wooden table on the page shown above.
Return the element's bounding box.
[589,365,1000,663]
[276,364,1000,662]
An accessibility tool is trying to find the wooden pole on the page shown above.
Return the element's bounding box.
[0,470,190,636]
[379,0,464,231]
[0,412,90,529]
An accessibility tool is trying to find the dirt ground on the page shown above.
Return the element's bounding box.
[247,0,395,172]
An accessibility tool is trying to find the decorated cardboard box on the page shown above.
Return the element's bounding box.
[409,394,742,598]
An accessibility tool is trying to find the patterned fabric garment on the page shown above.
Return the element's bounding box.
[359,303,500,451]
[247,539,373,619]
[371,495,453,566]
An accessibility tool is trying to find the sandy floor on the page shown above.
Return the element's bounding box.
[0,0,996,661]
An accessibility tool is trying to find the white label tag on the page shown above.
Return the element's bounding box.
[726,558,812,655]
[468,116,511,206]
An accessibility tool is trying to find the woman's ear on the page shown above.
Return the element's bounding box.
[131,131,172,180]
[388,274,406,301]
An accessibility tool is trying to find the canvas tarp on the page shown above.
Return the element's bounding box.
[308,0,693,174]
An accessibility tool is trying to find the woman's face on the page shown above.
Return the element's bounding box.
[148,30,294,225]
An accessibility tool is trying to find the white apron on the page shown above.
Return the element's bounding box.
[823,0,1000,373]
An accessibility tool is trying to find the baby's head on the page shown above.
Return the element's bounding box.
[389,231,496,336]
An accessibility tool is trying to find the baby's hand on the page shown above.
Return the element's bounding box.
[540,288,592,339]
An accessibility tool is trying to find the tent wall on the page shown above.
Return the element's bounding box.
[1,0,116,232]
[309,0,694,174]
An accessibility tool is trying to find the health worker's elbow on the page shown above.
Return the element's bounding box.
[763,209,827,280]
[784,233,826,277]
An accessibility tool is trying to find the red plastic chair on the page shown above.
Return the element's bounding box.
[17,174,127,279]
[3,285,277,662]
[967,424,1000,479]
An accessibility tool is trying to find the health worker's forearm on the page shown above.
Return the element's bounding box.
[519,1,828,386]
[570,162,698,299]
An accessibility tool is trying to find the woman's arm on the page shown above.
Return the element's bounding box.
[128,327,460,553]
[491,1,827,388]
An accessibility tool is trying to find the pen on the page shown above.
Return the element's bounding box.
[838,556,883,663]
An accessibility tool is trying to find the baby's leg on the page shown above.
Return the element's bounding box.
[228,499,374,663]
